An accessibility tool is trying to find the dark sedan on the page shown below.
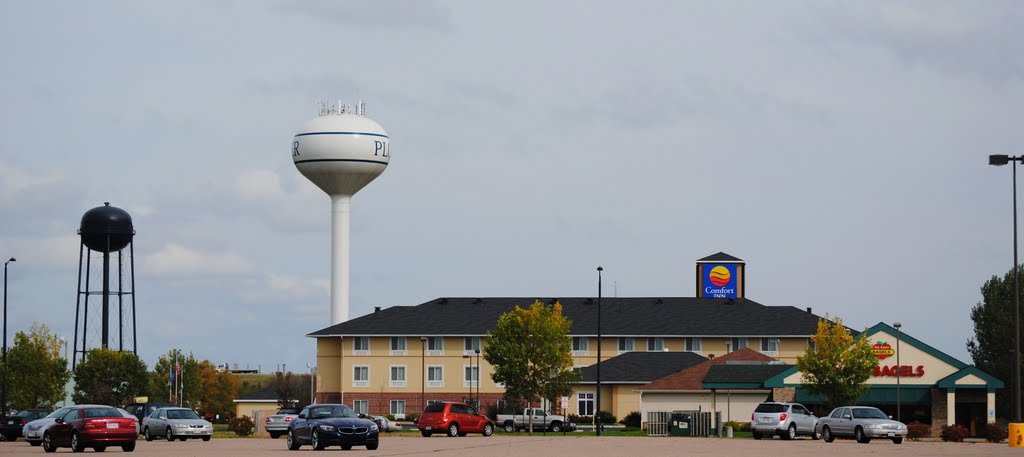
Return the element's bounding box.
[286,404,379,451]
[1,409,52,441]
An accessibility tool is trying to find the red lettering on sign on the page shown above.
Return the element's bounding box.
[871,365,925,378]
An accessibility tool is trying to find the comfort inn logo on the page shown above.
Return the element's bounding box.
[704,264,737,298]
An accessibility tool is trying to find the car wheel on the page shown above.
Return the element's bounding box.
[312,429,325,450]
[166,427,175,442]
[785,423,796,440]
[42,432,56,453]
[811,429,821,440]
[94,445,107,452]
[202,435,211,442]
[855,426,870,443]
[551,422,563,433]
[122,440,136,452]
[823,426,835,443]
[421,430,432,437]
[144,427,154,441]
[287,429,301,451]
[447,423,460,437]
[366,441,379,450]
[892,436,903,444]
[752,431,762,440]
[504,421,515,433]
[482,423,494,437]
[71,431,85,453]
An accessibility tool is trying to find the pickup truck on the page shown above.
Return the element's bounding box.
[496,409,575,433]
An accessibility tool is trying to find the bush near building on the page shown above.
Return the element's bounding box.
[620,411,641,428]
[940,424,968,442]
[906,421,930,440]
[985,422,1008,443]
[228,416,255,437]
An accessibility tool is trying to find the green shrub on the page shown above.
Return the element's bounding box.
[405,412,420,423]
[940,424,968,442]
[906,421,930,440]
[620,411,641,428]
[228,415,255,437]
[597,410,616,426]
[724,420,751,432]
[985,422,1008,443]
[383,414,396,421]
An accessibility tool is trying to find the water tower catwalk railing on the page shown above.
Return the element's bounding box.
[72,202,138,369]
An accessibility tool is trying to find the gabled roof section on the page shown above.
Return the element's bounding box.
[307,297,825,338]
[636,348,778,391]
[696,252,744,263]
[864,322,967,370]
[937,366,1004,390]
[702,364,792,389]
[576,352,707,384]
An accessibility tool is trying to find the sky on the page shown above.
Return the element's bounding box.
[1,1,1022,374]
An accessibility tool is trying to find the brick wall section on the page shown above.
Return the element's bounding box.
[772,387,795,403]
[930,388,946,438]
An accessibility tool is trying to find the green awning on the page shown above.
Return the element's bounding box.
[795,387,931,406]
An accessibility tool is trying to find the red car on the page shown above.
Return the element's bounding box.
[42,405,138,453]
[417,402,493,437]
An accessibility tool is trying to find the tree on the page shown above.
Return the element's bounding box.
[967,267,1020,420]
[484,300,579,434]
[796,316,876,410]
[72,348,149,406]
[274,371,310,410]
[147,349,201,407]
[196,360,239,420]
[0,323,71,410]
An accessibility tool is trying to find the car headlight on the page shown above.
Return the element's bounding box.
[318,425,336,432]
[27,424,41,430]
[369,424,379,431]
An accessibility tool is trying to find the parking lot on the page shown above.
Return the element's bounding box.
[1,435,1018,456]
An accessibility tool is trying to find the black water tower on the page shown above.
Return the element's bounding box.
[73,202,138,369]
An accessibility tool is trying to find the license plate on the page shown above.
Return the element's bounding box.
[107,423,118,429]
[887,432,895,437]
[425,426,432,430]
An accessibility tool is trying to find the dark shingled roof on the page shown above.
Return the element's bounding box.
[307,297,823,337]
[696,252,744,262]
[576,352,708,384]
[702,364,792,384]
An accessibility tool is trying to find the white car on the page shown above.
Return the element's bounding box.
[142,407,213,441]
[22,406,75,446]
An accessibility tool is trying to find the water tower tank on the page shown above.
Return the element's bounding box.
[79,202,135,252]
[292,101,390,325]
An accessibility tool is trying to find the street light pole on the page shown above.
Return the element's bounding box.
[420,336,427,412]
[596,266,603,436]
[475,348,481,408]
[990,154,1022,423]
[3,257,14,416]
[894,322,902,423]
[463,353,473,405]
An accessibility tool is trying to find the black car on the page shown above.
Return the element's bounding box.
[123,402,175,425]
[286,404,379,451]
[1,409,53,441]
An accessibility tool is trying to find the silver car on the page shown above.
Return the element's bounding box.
[141,407,213,441]
[751,402,820,440]
[815,406,907,444]
[21,407,75,446]
[264,408,300,439]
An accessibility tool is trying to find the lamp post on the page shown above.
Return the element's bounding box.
[462,353,475,406]
[893,322,902,422]
[990,154,1022,423]
[306,363,316,405]
[2,257,14,416]
[475,348,481,408]
[60,337,68,406]
[596,266,603,436]
[420,336,427,412]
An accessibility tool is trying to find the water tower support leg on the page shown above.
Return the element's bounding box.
[331,195,352,325]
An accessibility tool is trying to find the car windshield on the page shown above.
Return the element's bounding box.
[47,408,72,419]
[754,404,787,413]
[852,408,888,419]
[84,408,121,418]
[167,409,201,420]
[309,405,357,419]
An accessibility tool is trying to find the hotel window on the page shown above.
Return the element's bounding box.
[685,337,702,353]
[352,337,369,355]
[390,337,407,355]
[353,366,369,387]
[427,366,444,388]
[352,400,368,415]
[464,337,481,355]
[389,365,407,387]
[427,337,444,355]
[618,337,635,353]
[577,392,595,416]
[390,400,406,418]
[464,366,479,388]
[647,337,664,352]
[730,338,748,352]
[761,338,779,356]
[572,337,589,355]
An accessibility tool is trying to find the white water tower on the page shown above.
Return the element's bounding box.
[293,100,390,324]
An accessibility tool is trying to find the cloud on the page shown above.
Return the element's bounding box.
[235,169,286,199]
[266,272,329,297]
[0,234,80,270]
[142,243,253,278]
